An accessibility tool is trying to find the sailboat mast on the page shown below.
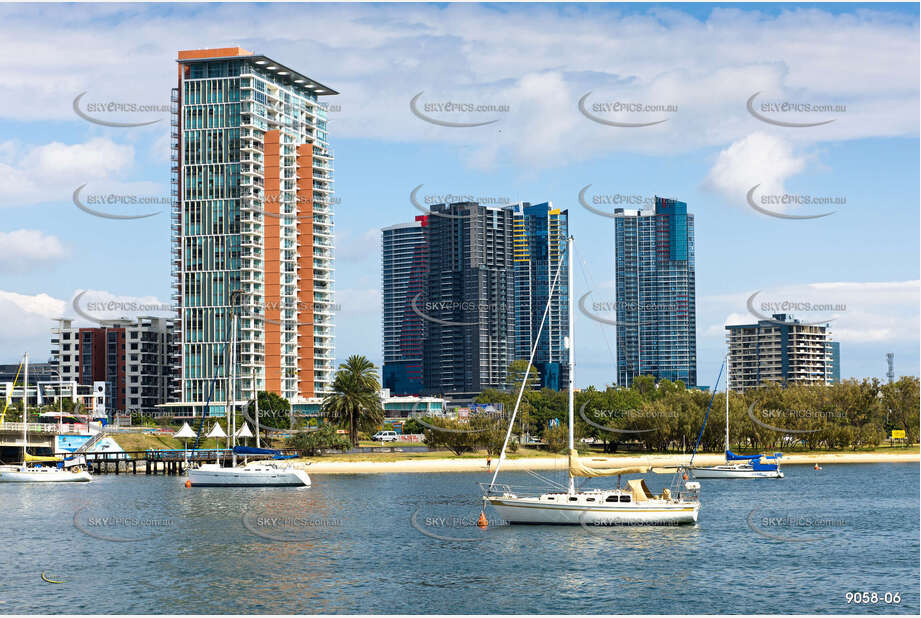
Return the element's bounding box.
[229,313,238,449]
[567,236,575,495]
[254,367,261,448]
[23,352,28,463]
[725,353,730,455]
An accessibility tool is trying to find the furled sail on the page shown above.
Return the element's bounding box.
[725,450,763,461]
[233,446,280,456]
[568,449,650,478]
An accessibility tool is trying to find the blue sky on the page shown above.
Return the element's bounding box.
[0,2,918,389]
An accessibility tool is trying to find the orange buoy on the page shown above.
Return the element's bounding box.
[185,479,192,488]
[682,471,689,481]
[814,463,821,471]
[476,511,488,529]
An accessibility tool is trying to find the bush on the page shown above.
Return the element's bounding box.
[402,418,425,434]
[469,415,513,456]
[543,423,570,453]
[422,418,479,455]
[287,425,352,456]
[857,423,885,449]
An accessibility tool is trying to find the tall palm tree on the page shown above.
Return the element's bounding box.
[322,355,384,447]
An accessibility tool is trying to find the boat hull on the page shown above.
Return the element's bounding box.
[0,467,92,483]
[187,464,311,487]
[488,497,699,525]
[691,466,783,479]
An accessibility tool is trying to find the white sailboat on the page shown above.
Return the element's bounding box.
[482,236,700,525]
[690,354,783,479]
[186,306,310,488]
[0,353,92,483]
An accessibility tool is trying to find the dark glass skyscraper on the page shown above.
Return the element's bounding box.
[421,202,516,398]
[614,197,697,387]
[382,200,571,399]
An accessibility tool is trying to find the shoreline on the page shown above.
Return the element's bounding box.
[300,451,920,475]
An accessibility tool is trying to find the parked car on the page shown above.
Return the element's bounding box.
[372,430,399,442]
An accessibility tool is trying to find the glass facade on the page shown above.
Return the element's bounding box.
[173,49,336,411]
[510,202,569,390]
[615,197,697,387]
[381,217,428,395]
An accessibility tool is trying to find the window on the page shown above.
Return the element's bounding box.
[605,496,618,503]
[619,495,631,503]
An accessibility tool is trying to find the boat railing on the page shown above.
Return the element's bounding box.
[478,483,557,498]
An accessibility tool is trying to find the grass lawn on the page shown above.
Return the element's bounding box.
[109,432,224,452]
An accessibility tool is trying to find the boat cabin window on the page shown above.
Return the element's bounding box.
[619,495,631,502]
[569,497,578,502]
[605,496,618,503]
[586,497,595,502]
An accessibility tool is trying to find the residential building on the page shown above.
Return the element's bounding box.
[422,202,516,398]
[614,197,697,387]
[50,317,175,416]
[828,341,841,384]
[382,200,571,399]
[168,47,337,418]
[509,202,570,390]
[726,313,836,391]
[381,215,428,395]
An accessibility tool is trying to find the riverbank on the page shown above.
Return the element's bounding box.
[297,449,919,475]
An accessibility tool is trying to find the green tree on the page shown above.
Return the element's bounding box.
[506,360,540,391]
[470,414,517,456]
[422,418,479,455]
[402,417,426,434]
[246,391,292,429]
[543,423,570,453]
[631,375,657,398]
[881,376,920,444]
[287,425,351,456]
[321,355,384,447]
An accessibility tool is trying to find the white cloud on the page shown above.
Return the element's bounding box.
[0,4,915,169]
[0,138,135,207]
[67,289,175,324]
[700,280,920,345]
[0,229,69,273]
[0,288,173,363]
[0,290,67,359]
[702,132,806,206]
[0,288,178,362]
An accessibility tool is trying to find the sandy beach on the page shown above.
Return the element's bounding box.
[299,450,920,475]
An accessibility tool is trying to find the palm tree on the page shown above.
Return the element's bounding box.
[322,355,384,447]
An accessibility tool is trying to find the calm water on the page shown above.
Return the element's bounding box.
[0,463,917,614]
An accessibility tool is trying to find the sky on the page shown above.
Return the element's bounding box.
[0,2,918,390]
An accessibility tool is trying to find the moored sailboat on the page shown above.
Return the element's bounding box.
[482,236,700,525]
[0,353,92,483]
[185,303,310,488]
[690,354,783,479]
